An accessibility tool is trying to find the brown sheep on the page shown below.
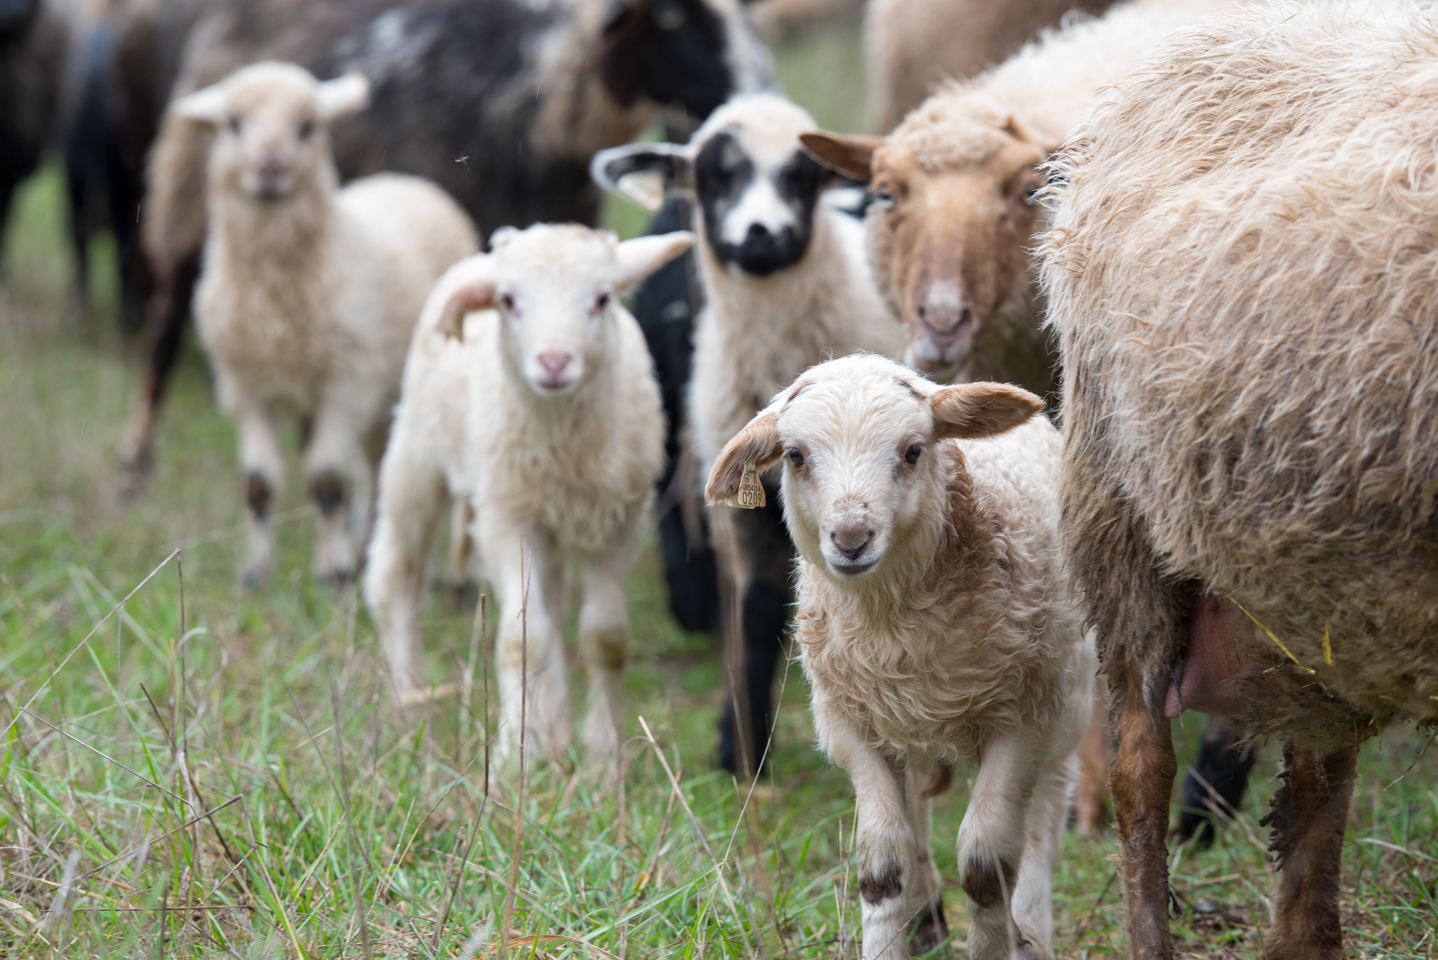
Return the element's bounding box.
[1039,2,1438,956]
[804,0,1234,399]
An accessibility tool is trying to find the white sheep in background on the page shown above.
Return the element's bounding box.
[364,224,690,769]
[707,354,1094,960]
[174,61,478,586]
[591,92,906,774]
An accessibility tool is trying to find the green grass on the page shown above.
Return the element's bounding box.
[1,24,1435,958]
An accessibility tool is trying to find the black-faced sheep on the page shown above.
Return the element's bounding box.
[707,354,1094,960]
[1040,2,1438,955]
[113,0,772,479]
[177,62,477,586]
[365,224,688,769]
[593,92,904,774]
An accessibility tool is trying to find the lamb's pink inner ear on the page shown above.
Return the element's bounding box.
[705,411,782,505]
[931,383,1044,440]
[437,282,495,341]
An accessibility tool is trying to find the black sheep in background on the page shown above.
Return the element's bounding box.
[631,195,723,636]
[0,0,69,273]
[105,0,773,479]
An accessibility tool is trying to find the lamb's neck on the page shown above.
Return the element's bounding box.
[700,216,846,342]
[209,180,334,279]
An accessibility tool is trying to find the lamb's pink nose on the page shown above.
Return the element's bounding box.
[538,351,572,378]
[830,521,872,561]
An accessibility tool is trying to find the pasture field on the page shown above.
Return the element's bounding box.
[1,22,1435,959]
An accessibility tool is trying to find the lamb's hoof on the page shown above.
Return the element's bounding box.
[908,894,948,954]
[117,453,153,502]
[316,565,358,590]
[241,567,269,592]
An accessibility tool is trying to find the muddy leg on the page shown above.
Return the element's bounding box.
[1112,663,1176,960]
[1261,742,1356,960]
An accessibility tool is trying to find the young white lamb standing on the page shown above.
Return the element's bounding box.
[174,61,478,586]
[707,354,1094,960]
[365,224,690,769]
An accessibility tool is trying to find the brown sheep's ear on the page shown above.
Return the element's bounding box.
[800,132,883,181]
[930,383,1043,440]
[705,411,783,506]
[436,279,496,341]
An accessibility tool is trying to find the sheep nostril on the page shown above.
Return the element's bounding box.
[830,526,872,562]
[745,222,771,242]
[537,352,573,378]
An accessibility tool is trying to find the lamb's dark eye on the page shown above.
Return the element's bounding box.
[298,118,315,140]
[595,292,610,311]
[904,444,923,464]
[228,115,243,134]
[787,449,805,467]
[869,186,894,211]
[499,293,516,311]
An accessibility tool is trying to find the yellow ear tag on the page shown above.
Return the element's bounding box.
[727,462,766,509]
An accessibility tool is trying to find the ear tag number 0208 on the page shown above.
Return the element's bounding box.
[727,462,766,509]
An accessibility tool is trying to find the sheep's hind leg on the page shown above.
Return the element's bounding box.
[905,766,948,953]
[1260,741,1356,960]
[236,405,285,589]
[364,438,447,705]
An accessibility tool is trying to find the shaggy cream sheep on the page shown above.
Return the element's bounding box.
[177,61,477,586]
[707,354,1094,960]
[864,0,1116,134]
[364,224,689,769]
[1039,2,1438,955]
[592,92,905,774]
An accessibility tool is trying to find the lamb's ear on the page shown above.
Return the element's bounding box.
[800,131,883,181]
[435,277,496,341]
[315,73,370,123]
[589,142,691,212]
[930,383,1043,440]
[614,231,694,292]
[705,411,783,506]
[171,82,229,125]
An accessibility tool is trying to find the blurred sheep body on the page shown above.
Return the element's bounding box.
[593,92,904,774]
[864,0,1117,133]
[365,224,687,769]
[179,63,477,585]
[806,0,1235,397]
[113,0,772,478]
[0,0,75,266]
[706,355,1094,960]
[1039,2,1438,955]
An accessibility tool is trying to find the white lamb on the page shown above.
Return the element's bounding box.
[174,61,478,586]
[706,354,1094,960]
[364,224,691,768]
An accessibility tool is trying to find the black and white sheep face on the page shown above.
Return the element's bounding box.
[172,63,370,202]
[705,355,1043,584]
[600,0,773,122]
[694,126,826,276]
[433,224,693,397]
[590,94,833,278]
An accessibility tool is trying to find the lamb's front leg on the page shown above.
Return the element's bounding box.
[235,403,285,589]
[958,734,1043,960]
[575,559,634,764]
[489,530,572,771]
[827,721,917,960]
[304,405,372,585]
